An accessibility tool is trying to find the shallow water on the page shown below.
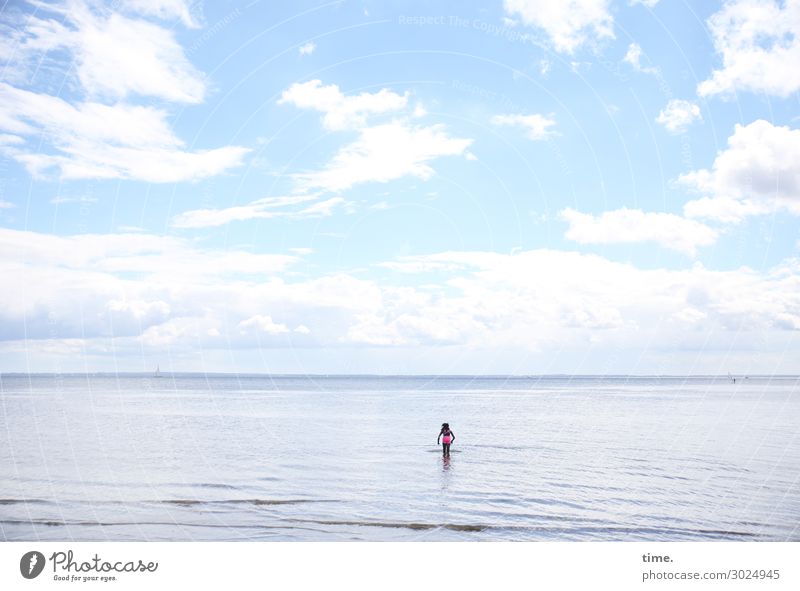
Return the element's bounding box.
[1,374,798,541]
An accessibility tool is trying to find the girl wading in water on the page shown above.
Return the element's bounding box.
[437,423,455,456]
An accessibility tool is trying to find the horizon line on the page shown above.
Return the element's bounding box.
[1,372,797,378]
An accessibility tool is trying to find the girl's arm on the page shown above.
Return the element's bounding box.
[451,431,455,442]
[437,434,441,444]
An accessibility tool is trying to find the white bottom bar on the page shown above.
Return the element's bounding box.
[1,542,797,590]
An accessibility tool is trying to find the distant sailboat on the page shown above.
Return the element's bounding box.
[154,365,162,378]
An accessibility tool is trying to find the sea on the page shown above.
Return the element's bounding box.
[1,374,798,541]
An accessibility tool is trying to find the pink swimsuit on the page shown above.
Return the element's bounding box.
[442,435,452,444]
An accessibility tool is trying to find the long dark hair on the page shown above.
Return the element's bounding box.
[440,422,450,432]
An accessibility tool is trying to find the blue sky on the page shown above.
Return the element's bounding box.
[0,0,798,374]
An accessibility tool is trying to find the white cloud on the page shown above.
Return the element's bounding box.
[560,208,719,256]
[1,228,799,371]
[0,11,70,85]
[75,9,205,102]
[0,228,298,342]
[0,134,24,145]
[6,1,206,103]
[298,41,316,56]
[682,196,771,224]
[238,315,290,335]
[299,196,347,216]
[0,83,248,182]
[491,113,557,140]
[630,0,660,6]
[289,247,313,256]
[171,194,329,228]
[16,146,248,182]
[370,250,800,347]
[0,228,295,278]
[0,200,15,209]
[0,83,179,146]
[698,0,800,98]
[656,99,702,133]
[121,0,201,28]
[681,119,800,222]
[623,42,658,75]
[277,80,472,202]
[503,0,614,53]
[295,122,473,192]
[0,2,246,183]
[278,80,408,130]
[539,59,552,76]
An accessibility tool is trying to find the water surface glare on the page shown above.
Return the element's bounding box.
[1,375,798,541]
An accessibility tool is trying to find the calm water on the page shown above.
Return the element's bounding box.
[1,375,798,541]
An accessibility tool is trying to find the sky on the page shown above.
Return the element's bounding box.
[0,0,798,375]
